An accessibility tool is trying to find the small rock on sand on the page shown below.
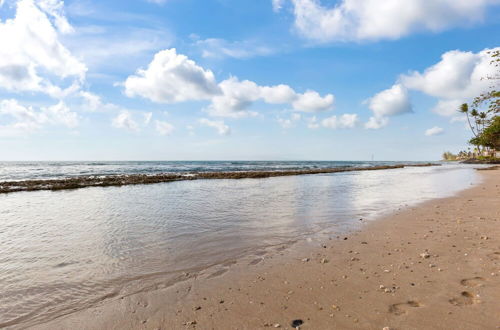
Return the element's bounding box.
[420,252,430,259]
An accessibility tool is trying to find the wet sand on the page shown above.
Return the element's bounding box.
[33,168,499,330]
[0,163,437,194]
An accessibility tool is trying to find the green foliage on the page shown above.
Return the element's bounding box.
[458,50,500,151]
[469,116,500,150]
[442,151,457,161]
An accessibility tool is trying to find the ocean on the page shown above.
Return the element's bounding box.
[0,160,428,182]
[0,161,481,327]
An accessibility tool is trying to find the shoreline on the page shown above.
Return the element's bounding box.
[30,167,500,330]
[0,163,438,194]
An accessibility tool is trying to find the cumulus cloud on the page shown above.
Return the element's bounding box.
[206,77,261,118]
[124,49,335,118]
[199,118,231,135]
[292,90,334,112]
[0,99,78,135]
[364,116,389,129]
[401,49,494,100]
[425,126,444,136]
[206,77,334,117]
[368,47,499,127]
[155,120,174,135]
[431,99,464,117]
[112,111,139,132]
[42,101,79,128]
[277,113,301,129]
[0,0,87,96]
[368,84,412,117]
[364,84,411,129]
[321,113,359,129]
[401,48,498,119]
[279,0,499,42]
[79,91,103,111]
[124,48,221,103]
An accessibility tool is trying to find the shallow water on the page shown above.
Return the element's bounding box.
[0,163,480,327]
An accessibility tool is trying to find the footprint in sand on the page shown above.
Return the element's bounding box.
[449,291,480,306]
[460,277,485,288]
[389,301,422,315]
[208,269,228,278]
[249,258,262,265]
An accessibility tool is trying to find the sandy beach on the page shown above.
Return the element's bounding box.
[29,167,500,330]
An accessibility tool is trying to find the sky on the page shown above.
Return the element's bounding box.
[0,0,499,161]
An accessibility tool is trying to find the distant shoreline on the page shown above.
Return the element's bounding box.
[0,163,439,194]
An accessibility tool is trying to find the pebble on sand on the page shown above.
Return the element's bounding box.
[420,252,431,259]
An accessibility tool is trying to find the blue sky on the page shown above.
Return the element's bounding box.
[0,0,499,161]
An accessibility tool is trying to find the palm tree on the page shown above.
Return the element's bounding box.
[459,103,477,137]
[479,112,487,130]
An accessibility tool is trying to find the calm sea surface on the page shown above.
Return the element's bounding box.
[0,161,480,328]
[1,160,428,182]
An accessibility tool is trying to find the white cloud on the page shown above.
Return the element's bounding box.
[42,101,78,128]
[124,48,221,103]
[194,38,275,59]
[450,115,467,123]
[69,29,172,71]
[307,116,320,129]
[155,120,174,135]
[364,116,388,129]
[79,91,103,111]
[199,118,231,135]
[206,77,261,118]
[321,113,358,129]
[36,0,73,33]
[292,90,334,112]
[370,48,500,126]
[425,126,444,136]
[431,99,464,117]
[400,48,499,119]
[281,0,499,42]
[125,49,335,118]
[401,49,495,100]
[0,0,86,95]
[364,84,411,129]
[0,99,78,136]
[260,84,297,104]
[368,84,412,117]
[206,78,334,117]
[277,113,301,129]
[112,111,139,132]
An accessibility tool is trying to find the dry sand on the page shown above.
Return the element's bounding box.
[34,169,500,330]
